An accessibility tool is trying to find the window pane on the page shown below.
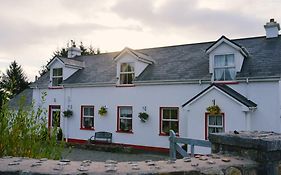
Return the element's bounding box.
[224,68,236,80]
[120,73,134,84]
[226,54,234,66]
[120,118,132,131]
[163,109,170,119]
[216,116,222,125]
[121,63,134,72]
[52,77,63,86]
[83,117,94,128]
[84,107,94,116]
[214,55,225,67]
[209,115,216,125]
[162,121,179,134]
[170,109,178,119]
[53,68,62,76]
[120,107,132,118]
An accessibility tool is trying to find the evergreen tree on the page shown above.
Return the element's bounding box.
[1,61,29,98]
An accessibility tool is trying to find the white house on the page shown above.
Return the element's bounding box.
[15,19,281,153]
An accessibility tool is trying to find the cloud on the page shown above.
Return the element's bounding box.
[111,0,265,38]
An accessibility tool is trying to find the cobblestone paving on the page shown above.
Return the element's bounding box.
[62,148,169,162]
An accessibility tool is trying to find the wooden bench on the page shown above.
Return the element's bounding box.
[89,131,112,143]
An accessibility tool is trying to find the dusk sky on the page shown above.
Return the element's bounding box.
[0,0,280,81]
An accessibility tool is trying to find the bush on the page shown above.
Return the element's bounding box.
[0,92,64,159]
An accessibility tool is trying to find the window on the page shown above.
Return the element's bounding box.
[206,114,224,139]
[117,106,133,132]
[52,68,63,86]
[160,107,179,135]
[81,106,94,129]
[214,54,235,81]
[120,63,134,84]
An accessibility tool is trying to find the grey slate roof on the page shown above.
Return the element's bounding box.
[9,88,33,109]
[58,57,84,68]
[182,83,257,108]
[33,35,281,87]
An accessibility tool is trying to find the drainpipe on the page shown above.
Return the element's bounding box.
[245,111,251,131]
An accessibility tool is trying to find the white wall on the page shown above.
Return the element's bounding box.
[32,81,281,150]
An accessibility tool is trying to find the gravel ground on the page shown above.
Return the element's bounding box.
[62,148,169,162]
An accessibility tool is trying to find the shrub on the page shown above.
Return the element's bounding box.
[0,92,64,159]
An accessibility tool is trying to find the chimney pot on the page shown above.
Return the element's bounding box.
[264,19,280,39]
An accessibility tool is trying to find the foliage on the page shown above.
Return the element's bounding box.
[138,112,149,122]
[1,61,29,98]
[0,92,64,159]
[57,128,63,141]
[206,105,221,115]
[98,106,107,116]
[63,109,73,118]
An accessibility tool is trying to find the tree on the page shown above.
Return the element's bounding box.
[1,61,29,98]
[39,40,101,76]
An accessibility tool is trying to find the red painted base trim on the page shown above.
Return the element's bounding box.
[67,138,169,153]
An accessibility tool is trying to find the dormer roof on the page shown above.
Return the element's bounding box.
[47,56,85,69]
[206,36,249,57]
[113,47,155,64]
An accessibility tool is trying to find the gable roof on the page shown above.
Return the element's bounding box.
[205,36,249,57]
[33,35,281,88]
[47,56,84,69]
[182,83,257,108]
[113,47,155,64]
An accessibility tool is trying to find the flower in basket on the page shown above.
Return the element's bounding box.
[63,109,73,118]
[138,112,149,122]
[98,106,108,116]
[206,105,221,115]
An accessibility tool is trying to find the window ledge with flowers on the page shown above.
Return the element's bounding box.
[98,106,108,116]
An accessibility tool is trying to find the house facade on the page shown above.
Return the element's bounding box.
[28,19,281,153]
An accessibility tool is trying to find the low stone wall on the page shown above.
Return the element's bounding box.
[209,131,281,175]
[0,155,256,175]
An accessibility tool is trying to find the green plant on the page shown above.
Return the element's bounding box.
[63,109,73,118]
[0,91,64,159]
[98,106,107,116]
[138,112,149,122]
[57,128,63,141]
[206,105,221,115]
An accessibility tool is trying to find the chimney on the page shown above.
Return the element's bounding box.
[67,40,81,58]
[264,18,280,39]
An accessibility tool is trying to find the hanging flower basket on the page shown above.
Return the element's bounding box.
[63,109,73,118]
[98,106,108,116]
[138,112,149,122]
[206,105,221,115]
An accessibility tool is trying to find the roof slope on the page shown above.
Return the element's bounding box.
[182,83,257,108]
[9,88,33,109]
[34,35,281,87]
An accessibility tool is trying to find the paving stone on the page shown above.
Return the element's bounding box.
[53,166,63,171]
[8,162,20,166]
[167,160,176,164]
[147,161,156,166]
[14,159,23,162]
[57,161,69,166]
[222,158,231,162]
[191,163,199,167]
[3,156,12,159]
[31,162,42,167]
[132,166,140,170]
[207,160,216,164]
[199,156,208,161]
[77,166,89,172]
[145,159,152,163]
[183,157,191,162]
[82,160,92,164]
[60,159,71,163]
[105,159,118,164]
[39,158,48,161]
[105,166,117,173]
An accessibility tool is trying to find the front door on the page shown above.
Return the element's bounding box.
[49,105,61,129]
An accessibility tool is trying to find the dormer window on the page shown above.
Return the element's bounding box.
[120,63,134,84]
[214,54,235,81]
[52,68,63,86]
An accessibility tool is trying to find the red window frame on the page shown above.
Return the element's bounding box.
[80,105,95,130]
[116,106,133,134]
[205,112,225,140]
[159,107,179,136]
